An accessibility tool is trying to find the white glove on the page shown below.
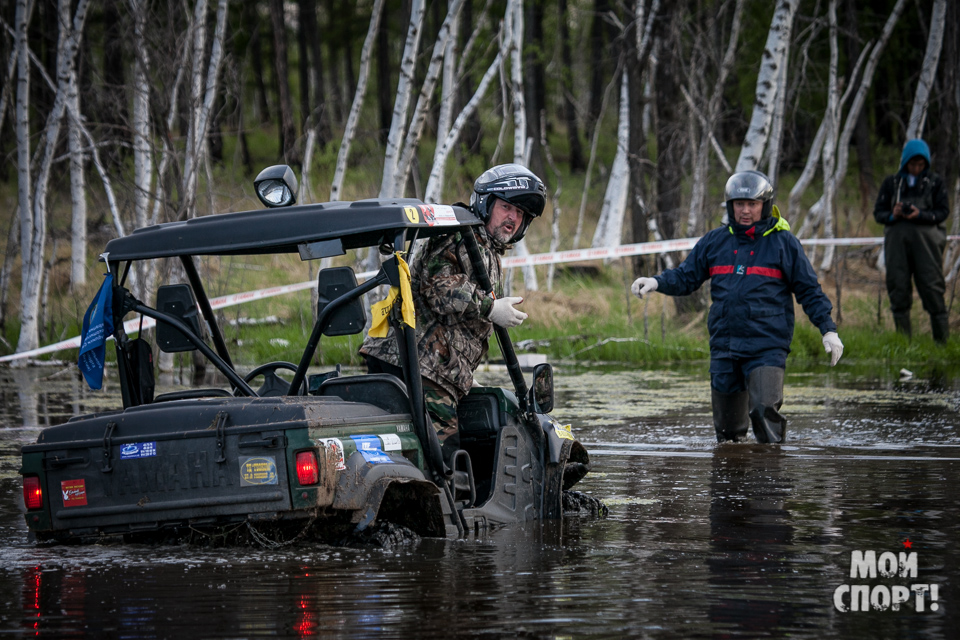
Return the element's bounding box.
[489,296,527,328]
[631,277,658,299]
[822,331,844,366]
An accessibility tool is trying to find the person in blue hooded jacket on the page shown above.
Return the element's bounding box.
[631,170,843,444]
[873,139,950,343]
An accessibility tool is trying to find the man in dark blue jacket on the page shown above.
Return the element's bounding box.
[631,170,843,444]
[873,139,950,343]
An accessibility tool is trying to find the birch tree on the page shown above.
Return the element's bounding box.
[131,0,152,230]
[905,0,946,140]
[424,51,503,202]
[686,0,743,235]
[734,0,798,172]
[792,0,906,236]
[0,0,33,153]
[179,0,229,220]
[394,0,465,196]
[15,0,90,357]
[817,0,839,270]
[506,0,538,291]
[591,71,630,250]
[330,0,385,201]
[67,50,86,289]
[379,0,425,199]
[13,0,30,344]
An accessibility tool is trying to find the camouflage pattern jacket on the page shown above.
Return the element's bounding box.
[360,225,504,399]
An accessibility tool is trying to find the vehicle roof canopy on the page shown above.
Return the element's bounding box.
[103,199,481,261]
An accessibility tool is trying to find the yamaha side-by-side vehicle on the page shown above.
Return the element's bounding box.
[19,166,595,545]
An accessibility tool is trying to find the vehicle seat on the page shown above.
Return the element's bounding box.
[318,374,412,415]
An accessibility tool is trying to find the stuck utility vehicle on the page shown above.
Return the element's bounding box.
[19,166,593,545]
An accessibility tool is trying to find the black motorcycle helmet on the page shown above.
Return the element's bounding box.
[724,170,775,220]
[470,164,546,242]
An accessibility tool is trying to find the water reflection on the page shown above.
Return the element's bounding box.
[708,447,802,636]
[1,366,958,638]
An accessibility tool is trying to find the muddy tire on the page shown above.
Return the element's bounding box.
[346,521,421,550]
[562,490,609,518]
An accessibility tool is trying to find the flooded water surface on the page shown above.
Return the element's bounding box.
[1,364,957,638]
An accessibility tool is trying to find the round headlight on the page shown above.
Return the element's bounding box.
[253,165,299,208]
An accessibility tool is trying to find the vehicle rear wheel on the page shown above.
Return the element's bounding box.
[345,521,421,550]
[562,490,609,518]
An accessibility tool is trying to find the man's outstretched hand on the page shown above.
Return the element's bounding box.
[822,331,844,366]
[631,277,658,299]
[490,296,527,328]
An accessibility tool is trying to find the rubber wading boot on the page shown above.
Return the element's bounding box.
[931,313,950,344]
[747,366,787,444]
[893,312,912,338]
[711,388,749,442]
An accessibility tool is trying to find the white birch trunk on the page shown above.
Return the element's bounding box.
[300,128,317,204]
[150,62,187,224]
[764,43,789,184]
[905,0,946,140]
[330,0,385,201]
[794,0,905,236]
[379,0,425,199]
[0,0,34,142]
[394,0,464,196]
[180,0,227,219]
[23,24,126,244]
[14,0,31,347]
[424,52,502,203]
[539,119,563,291]
[508,0,526,166]
[944,74,960,279]
[435,0,460,154]
[734,0,798,172]
[16,0,89,357]
[946,176,960,281]
[131,0,152,230]
[818,0,839,271]
[573,61,621,249]
[506,0,536,290]
[182,0,207,216]
[686,0,743,234]
[592,71,630,250]
[67,65,86,289]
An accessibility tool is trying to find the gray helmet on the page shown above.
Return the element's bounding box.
[470,164,546,242]
[724,170,775,220]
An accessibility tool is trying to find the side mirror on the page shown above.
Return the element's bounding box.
[529,362,554,414]
[254,164,298,207]
[317,267,366,336]
[156,284,204,352]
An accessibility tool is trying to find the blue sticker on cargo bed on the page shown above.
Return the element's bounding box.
[120,442,157,459]
[239,456,279,486]
[350,435,382,451]
[350,435,393,464]
[359,449,394,464]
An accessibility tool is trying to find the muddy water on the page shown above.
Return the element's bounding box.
[1,364,958,639]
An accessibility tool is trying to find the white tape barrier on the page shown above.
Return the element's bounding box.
[3,234,959,363]
[0,280,322,364]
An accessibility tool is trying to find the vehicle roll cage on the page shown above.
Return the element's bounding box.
[103,199,486,479]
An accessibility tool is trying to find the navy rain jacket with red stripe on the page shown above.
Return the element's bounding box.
[654,208,836,358]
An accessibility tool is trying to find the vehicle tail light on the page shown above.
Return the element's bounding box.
[23,476,43,510]
[296,451,319,485]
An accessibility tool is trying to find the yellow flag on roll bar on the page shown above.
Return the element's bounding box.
[368,253,416,338]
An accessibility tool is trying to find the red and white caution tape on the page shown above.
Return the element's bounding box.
[3,234,959,363]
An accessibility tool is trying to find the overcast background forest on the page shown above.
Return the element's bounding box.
[1,0,958,358]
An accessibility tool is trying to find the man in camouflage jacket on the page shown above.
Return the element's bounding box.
[360,164,546,453]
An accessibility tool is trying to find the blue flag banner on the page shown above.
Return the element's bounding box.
[78,274,115,390]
